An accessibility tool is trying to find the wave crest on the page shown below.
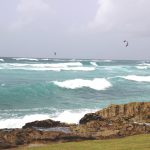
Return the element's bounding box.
[51,109,98,124]
[0,62,95,71]
[13,58,39,61]
[136,66,148,69]
[0,109,98,128]
[90,62,98,66]
[0,59,4,62]
[121,75,150,82]
[0,114,50,129]
[52,78,112,90]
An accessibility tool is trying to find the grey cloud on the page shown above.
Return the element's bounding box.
[10,0,52,30]
[87,0,150,37]
[0,0,150,59]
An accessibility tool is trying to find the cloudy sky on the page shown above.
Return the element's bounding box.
[0,0,150,59]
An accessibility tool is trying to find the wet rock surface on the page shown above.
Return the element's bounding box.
[0,102,150,149]
[22,119,69,129]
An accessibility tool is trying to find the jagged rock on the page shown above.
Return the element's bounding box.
[79,113,104,124]
[23,119,68,129]
[96,102,150,122]
[0,128,94,149]
[118,123,150,136]
[76,102,150,138]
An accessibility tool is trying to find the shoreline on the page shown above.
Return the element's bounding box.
[0,102,149,149]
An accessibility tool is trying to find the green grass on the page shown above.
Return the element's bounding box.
[20,134,150,150]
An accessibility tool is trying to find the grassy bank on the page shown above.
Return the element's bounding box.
[20,134,150,150]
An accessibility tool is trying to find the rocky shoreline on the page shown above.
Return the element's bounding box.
[0,102,150,149]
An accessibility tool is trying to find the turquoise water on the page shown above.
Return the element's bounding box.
[0,57,150,128]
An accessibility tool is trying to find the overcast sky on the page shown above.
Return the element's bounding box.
[0,0,150,59]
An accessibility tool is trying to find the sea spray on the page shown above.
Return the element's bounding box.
[0,109,98,128]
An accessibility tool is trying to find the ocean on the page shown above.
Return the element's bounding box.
[0,57,150,129]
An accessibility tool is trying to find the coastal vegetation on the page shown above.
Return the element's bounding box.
[21,134,150,150]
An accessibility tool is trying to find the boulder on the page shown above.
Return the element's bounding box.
[23,119,68,129]
[79,113,104,124]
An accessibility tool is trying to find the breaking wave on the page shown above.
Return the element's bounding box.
[120,75,150,82]
[52,78,112,90]
[13,58,39,61]
[0,62,95,71]
[136,63,150,70]
[0,109,97,128]
[51,109,98,124]
[0,114,50,129]
[0,59,4,62]
[136,66,148,69]
[90,62,98,66]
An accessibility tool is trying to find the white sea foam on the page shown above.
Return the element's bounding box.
[136,66,148,70]
[0,109,98,128]
[13,58,39,61]
[0,62,95,71]
[0,114,50,129]
[136,62,150,70]
[52,78,112,90]
[51,109,98,124]
[90,62,98,67]
[41,58,49,61]
[121,75,150,82]
[2,62,82,68]
[138,63,150,66]
[0,59,4,62]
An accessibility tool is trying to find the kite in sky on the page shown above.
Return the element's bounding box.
[123,40,129,47]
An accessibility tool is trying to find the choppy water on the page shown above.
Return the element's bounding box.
[0,57,150,128]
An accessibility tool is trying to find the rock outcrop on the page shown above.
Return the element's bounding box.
[0,102,150,149]
[80,102,150,124]
[73,102,150,138]
[0,128,94,149]
[79,113,104,124]
[22,119,68,129]
[96,102,150,123]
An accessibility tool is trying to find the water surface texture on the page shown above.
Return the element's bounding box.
[0,57,150,128]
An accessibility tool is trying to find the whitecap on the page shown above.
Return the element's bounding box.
[52,78,112,90]
[136,62,150,70]
[138,63,150,66]
[10,62,82,68]
[13,58,39,61]
[41,58,49,61]
[0,114,50,129]
[90,62,98,67]
[0,108,99,128]
[0,62,95,71]
[0,59,4,62]
[136,66,148,70]
[120,75,150,82]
